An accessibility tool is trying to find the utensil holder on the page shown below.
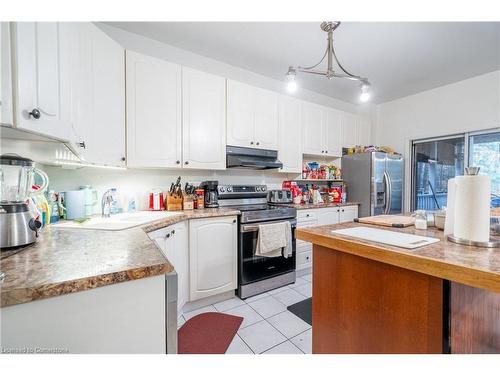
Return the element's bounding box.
[166,193,183,211]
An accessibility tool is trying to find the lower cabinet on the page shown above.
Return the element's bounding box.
[296,205,359,271]
[189,216,238,301]
[149,221,188,313]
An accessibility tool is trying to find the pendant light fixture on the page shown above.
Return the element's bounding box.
[286,21,371,102]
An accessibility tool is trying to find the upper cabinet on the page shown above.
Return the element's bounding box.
[301,102,324,155]
[0,23,13,126]
[11,22,72,141]
[301,102,342,157]
[182,68,226,170]
[356,116,372,146]
[278,95,302,173]
[227,80,279,150]
[126,51,182,168]
[341,112,357,147]
[62,23,126,167]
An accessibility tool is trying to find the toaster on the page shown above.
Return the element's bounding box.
[267,190,293,204]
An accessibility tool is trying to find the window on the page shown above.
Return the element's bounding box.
[412,136,465,210]
[411,129,500,211]
[469,131,500,208]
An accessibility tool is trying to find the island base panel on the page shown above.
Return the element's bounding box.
[312,244,443,354]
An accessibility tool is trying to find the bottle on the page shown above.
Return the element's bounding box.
[109,188,122,215]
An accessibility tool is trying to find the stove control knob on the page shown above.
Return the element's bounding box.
[261,186,267,192]
[227,186,232,192]
[219,187,225,193]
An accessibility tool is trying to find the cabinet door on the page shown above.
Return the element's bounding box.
[356,116,372,146]
[324,108,343,156]
[278,95,302,173]
[254,87,279,150]
[182,68,226,170]
[226,80,255,148]
[0,22,13,126]
[301,102,324,155]
[126,51,181,168]
[339,205,359,223]
[341,112,357,147]
[13,22,71,140]
[189,216,237,301]
[317,208,341,225]
[63,23,125,166]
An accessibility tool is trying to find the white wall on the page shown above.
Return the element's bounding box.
[43,165,292,214]
[374,70,500,210]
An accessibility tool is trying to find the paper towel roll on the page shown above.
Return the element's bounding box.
[453,175,491,242]
[444,178,456,236]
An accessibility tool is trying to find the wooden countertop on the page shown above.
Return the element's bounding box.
[296,222,500,293]
[0,208,240,308]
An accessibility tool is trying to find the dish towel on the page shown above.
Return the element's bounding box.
[255,221,292,258]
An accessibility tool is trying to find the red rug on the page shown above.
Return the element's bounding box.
[178,312,244,354]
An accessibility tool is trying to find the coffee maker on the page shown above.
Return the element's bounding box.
[0,154,48,249]
[200,181,219,208]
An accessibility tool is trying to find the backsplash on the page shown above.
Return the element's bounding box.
[42,165,296,214]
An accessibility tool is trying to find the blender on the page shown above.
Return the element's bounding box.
[0,154,49,249]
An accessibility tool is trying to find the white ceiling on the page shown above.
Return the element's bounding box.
[107,22,500,104]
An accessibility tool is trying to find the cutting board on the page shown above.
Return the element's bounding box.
[332,227,439,249]
[354,215,415,228]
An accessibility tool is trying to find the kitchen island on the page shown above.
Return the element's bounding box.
[296,222,500,354]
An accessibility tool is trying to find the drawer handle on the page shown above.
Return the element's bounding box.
[306,214,310,217]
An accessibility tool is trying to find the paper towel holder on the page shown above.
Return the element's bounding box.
[465,166,480,175]
[447,235,500,248]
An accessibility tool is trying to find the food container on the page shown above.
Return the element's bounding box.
[433,210,446,230]
[183,194,194,210]
[195,189,205,209]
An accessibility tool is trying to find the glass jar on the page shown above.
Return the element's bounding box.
[414,210,428,230]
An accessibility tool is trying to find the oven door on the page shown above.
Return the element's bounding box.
[239,219,296,286]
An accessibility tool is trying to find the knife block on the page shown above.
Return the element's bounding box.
[166,193,183,211]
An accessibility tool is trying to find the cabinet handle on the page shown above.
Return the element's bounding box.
[176,160,180,164]
[121,157,126,162]
[165,233,170,238]
[232,219,237,223]
[342,209,345,212]
[29,108,41,119]
[306,214,310,217]
[250,141,254,145]
[171,229,175,235]
[185,161,189,165]
[321,150,324,153]
[78,141,86,149]
[325,150,328,154]
[256,142,260,146]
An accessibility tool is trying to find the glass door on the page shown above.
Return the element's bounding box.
[412,136,465,210]
[469,130,500,208]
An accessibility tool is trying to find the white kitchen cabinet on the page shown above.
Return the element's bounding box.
[182,68,226,170]
[0,22,13,126]
[11,22,72,141]
[278,95,302,173]
[149,221,189,313]
[324,108,343,156]
[227,80,279,150]
[301,102,324,155]
[341,112,358,147]
[62,23,126,167]
[189,216,238,301]
[126,51,182,168]
[339,205,359,223]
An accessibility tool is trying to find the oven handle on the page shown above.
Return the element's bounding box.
[240,219,297,233]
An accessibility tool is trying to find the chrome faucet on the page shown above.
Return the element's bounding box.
[101,189,114,218]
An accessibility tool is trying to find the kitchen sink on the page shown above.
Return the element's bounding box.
[52,211,183,231]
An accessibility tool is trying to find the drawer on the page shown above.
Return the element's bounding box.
[296,250,312,267]
[297,210,317,222]
[297,219,317,228]
[296,241,312,253]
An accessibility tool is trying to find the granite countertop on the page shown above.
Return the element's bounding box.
[283,202,360,210]
[296,222,500,293]
[0,208,240,308]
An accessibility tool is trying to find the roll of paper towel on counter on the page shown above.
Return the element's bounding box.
[446,174,491,243]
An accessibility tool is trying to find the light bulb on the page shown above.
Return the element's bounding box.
[286,69,297,92]
[359,82,371,102]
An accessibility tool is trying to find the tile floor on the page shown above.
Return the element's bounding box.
[178,273,312,354]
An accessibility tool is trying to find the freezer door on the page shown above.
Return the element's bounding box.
[386,154,404,214]
[342,153,373,218]
[372,152,388,216]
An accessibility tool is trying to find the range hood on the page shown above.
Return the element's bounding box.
[226,146,283,170]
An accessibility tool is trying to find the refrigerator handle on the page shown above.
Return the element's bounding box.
[383,171,392,215]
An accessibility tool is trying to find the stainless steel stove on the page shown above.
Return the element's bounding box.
[218,184,297,299]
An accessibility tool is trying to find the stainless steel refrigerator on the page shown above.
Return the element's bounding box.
[342,152,404,218]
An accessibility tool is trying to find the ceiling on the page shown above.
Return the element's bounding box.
[107,22,500,104]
